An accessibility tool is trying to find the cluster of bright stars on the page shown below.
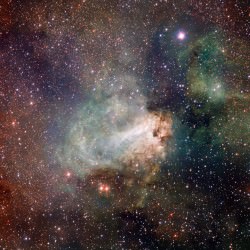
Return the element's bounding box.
[98,183,110,193]
[65,171,111,194]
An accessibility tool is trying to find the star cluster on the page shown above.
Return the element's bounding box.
[0,0,249,249]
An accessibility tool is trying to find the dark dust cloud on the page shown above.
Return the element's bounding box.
[0,0,249,249]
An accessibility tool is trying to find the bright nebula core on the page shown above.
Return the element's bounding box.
[0,0,249,249]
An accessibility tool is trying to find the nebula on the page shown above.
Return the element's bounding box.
[0,0,249,249]
[57,79,172,176]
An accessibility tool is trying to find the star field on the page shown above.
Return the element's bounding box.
[0,0,249,249]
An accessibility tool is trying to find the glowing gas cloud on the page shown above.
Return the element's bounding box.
[57,77,172,175]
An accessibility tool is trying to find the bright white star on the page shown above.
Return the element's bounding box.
[177,31,186,40]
